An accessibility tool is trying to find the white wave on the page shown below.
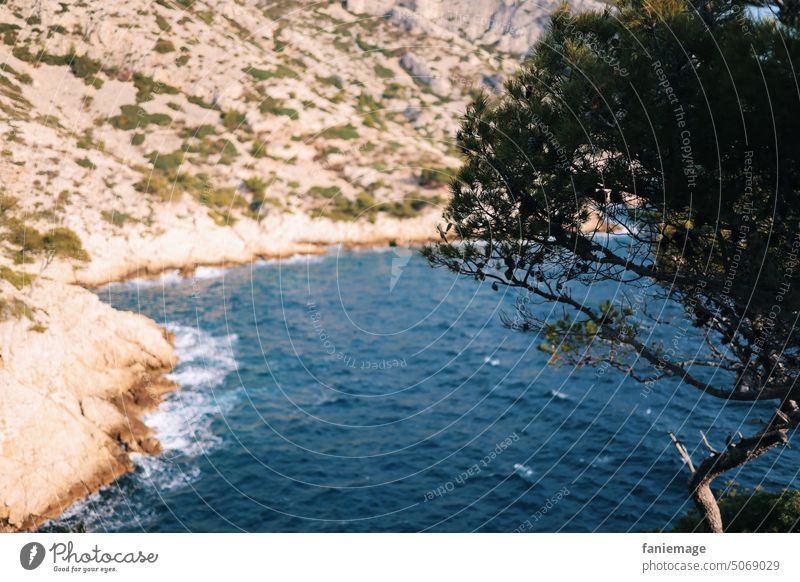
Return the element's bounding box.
[514,463,535,481]
[483,355,500,367]
[136,455,202,491]
[147,324,239,457]
[192,266,228,280]
[43,323,239,532]
[590,455,612,467]
[255,253,327,268]
[350,245,411,254]
[101,269,182,290]
[548,389,569,400]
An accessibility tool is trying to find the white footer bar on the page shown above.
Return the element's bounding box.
[1,534,796,581]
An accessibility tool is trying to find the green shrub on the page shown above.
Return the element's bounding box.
[155,14,171,32]
[67,53,101,80]
[147,150,185,172]
[221,109,247,130]
[42,227,89,261]
[1,298,34,320]
[374,64,395,79]
[250,141,267,158]
[316,75,343,89]
[134,171,175,201]
[418,167,454,188]
[0,193,18,214]
[154,39,175,53]
[320,124,359,140]
[259,97,299,119]
[308,185,340,199]
[6,222,88,262]
[0,265,35,289]
[244,64,299,81]
[101,210,131,227]
[181,137,238,164]
[187,94,216,109]
[183,124,216,139]
[674,488,800,533]
[133,72,178,102]
[131,133,145,146]
[108,104,172,131]
[242,176,267,198]
[357,93,384,129]
[75,156,96,170]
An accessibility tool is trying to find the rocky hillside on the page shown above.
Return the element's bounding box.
[0,0,598,530]
[0,0,530,285]
[344,0,603,55]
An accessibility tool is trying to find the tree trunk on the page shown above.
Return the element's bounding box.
[687,427,790,532]
[689,478,723,533]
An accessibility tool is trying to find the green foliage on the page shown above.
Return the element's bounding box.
[155,13,171,32]
[0,193,18,213]
[5,222,89,263]
[674,488,800,533]
[183,124,216,139]
[147,150,185,172]
[418,167,455,188]
[374,63,395,79]
[181,137,238,164]
[250,141,268,158]
[133,72,178,102]
[423,0,800,533]
[0,265,35,289]
[383,194,436,219]
[131,133,145,146]
[75,156,96,170]
[154,39,175,53]
[243,64,299,81]
[316,75,343,90]
[320,123,359,140]
[356,92,384,129]
[381,82,405,100]
[187,94,216,109]
[221,109,247,130]
[259,96,298,119]
[67,53,101,80]
[307,185,341,199]
[317,191,375,222]
[0,298,34,321]
[101,210,131,228]
[108,105,172,130]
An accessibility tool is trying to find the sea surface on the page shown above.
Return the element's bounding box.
[49,247,799,532]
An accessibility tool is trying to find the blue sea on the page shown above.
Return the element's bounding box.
[49,247,799,532]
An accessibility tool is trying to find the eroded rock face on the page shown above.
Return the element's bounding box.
[0,279,176,531]
[344,0,604,55]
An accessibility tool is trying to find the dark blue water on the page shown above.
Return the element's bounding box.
[52,247,799,532]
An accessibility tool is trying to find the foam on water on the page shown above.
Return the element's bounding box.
[45,324,239,532]
[192,266,228,280]
[149,323,239,456]
[513,463,536,482]
[255,253,328,267]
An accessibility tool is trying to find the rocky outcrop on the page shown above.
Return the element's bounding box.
[0,279,176,531]
[344,0,604,55]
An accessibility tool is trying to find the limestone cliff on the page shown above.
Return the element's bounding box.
[0,278,176,531]
[0,0,599,530]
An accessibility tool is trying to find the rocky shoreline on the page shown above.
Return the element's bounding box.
[0,211,440,532]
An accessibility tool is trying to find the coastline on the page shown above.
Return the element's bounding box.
[0,211,440,532]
